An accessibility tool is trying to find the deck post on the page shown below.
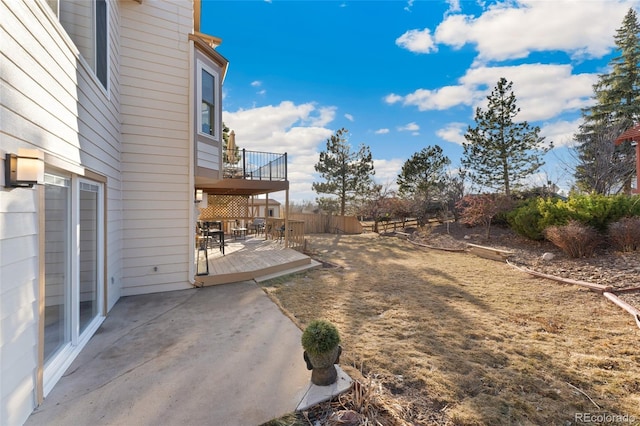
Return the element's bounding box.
[285,188,290,248]
[265,196,270,240]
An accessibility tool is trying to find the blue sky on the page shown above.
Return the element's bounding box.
[202,0,639,203]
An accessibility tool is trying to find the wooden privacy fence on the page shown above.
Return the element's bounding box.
[288,213,363,234]
[361,218,420,233]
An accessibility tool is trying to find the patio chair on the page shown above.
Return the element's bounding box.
[251,218,266,236]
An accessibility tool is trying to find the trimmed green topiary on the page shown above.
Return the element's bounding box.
[301,320,340,356]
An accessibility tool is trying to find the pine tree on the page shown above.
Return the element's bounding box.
[312,128,375,216]
[397,145,451,199]
[397,145,451,219]
[462,78,549,197]
[574,8,640,194]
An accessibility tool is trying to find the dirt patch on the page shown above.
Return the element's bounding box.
[261,231,640,425]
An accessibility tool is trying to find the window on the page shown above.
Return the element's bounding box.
[197,60,219,139]
[51,0,108,89]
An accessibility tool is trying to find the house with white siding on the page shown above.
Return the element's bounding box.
[0,1,289,424]
[250,197,282,219]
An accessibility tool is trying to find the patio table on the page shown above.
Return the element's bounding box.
[232,227,247,240]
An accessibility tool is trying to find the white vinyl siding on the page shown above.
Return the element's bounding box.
[1,1,121,424]
[197,141,220,169]
[0,190,40,426]
[119,0,193,295]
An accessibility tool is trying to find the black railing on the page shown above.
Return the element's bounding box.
[224,149,287,181]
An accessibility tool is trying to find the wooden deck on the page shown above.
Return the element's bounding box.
[194,235,317,286]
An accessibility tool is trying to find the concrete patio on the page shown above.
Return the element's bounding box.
[25,281,351,426]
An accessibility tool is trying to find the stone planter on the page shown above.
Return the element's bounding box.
[303,345,342,386]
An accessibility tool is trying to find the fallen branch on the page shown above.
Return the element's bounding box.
[506,261,613,293]
[603,292,640,330]
[566,382,600,410]
[611,285,640,294]
[466,243,514,262]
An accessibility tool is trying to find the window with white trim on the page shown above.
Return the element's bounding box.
[47,0,108,89]
[197,60,219,139]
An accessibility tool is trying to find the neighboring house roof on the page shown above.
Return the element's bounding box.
[251,198,281,206]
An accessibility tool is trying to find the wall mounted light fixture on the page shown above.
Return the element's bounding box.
[4,152,45,188]
[194,189,208,208]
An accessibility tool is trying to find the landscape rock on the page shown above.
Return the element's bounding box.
[541,252,555,261]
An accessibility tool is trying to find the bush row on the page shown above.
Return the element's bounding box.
[506,194,640,257]
[507,194,640,240]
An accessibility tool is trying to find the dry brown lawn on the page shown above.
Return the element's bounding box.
[261,233,640,425]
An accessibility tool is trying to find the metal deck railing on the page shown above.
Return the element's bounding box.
[224,149,287,181]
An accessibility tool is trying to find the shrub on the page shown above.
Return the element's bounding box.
[537,194,640,232]
[507,198,545,240]
[301,320,340,355]
[456,194,513,239]
[608,217,640,252]
[544,220,601,258]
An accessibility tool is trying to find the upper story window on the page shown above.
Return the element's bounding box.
[197,60,219,139]
[47,0,108,90]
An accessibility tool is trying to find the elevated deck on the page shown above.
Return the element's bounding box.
[194,236,318,286]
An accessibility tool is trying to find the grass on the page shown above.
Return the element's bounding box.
[260,233,640,425]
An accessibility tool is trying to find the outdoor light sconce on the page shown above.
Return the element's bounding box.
[195,189,208,207]
[4,152,45,188]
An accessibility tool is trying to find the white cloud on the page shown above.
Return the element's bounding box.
[251,80,262,87]
[434,0,634,63]
[398,122,420,132]
[461,64,597,121]
[223,101,336,203]
[375,128,390,134]
[384,93,403,104]
[540,118,583,148]
[311,106,337,127]
[445,0,461,14]
[257,89,266,95]
[436,122,467,146]
[386,63,597,122]
[404,0,414,13]
[372,158,404,189]
[402,85,476,111]
[344,113,354,122]
[396,28,438,54]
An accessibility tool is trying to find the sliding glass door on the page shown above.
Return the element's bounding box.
[43,173,104,393]
[79,181,100,334]
[44,175,71,363]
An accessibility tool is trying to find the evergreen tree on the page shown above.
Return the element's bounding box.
[574,121,635,194]
[397,145,451,220]
[397,145,451,199]
[462,78,549,197]
[574,8,640,194]
[312,128,375,216]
